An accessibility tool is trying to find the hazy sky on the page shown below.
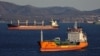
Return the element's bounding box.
[0,0,100,11]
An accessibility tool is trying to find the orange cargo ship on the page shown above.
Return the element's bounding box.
[40,22,88,52]
[8,19,59,30]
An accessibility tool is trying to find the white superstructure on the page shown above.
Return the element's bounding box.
[51,19,59,27]
[68,22,87,42]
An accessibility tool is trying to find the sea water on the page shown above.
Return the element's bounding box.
[0,23,100,56]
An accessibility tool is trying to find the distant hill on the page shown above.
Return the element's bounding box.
[0,1,100,21]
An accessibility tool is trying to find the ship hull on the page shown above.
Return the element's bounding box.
[8,24,58,30]
[40,42,88,52]
[52,25,59,28]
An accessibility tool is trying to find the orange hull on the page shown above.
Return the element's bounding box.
[40,41,88,52]
[8,25,58,30]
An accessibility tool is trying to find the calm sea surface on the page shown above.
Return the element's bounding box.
[0,23,100,56]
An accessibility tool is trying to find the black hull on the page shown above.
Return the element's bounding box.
[8,24,18,27]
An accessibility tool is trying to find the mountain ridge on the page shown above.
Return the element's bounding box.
[0,1,100,21]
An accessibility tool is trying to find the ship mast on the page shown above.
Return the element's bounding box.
[34,20,36,25]
[74,21,77,29]
[40,30,43,42]
[42,20,44,26]
[26,20,28,26]
[11,20,12,24]
[18,20,20,26]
